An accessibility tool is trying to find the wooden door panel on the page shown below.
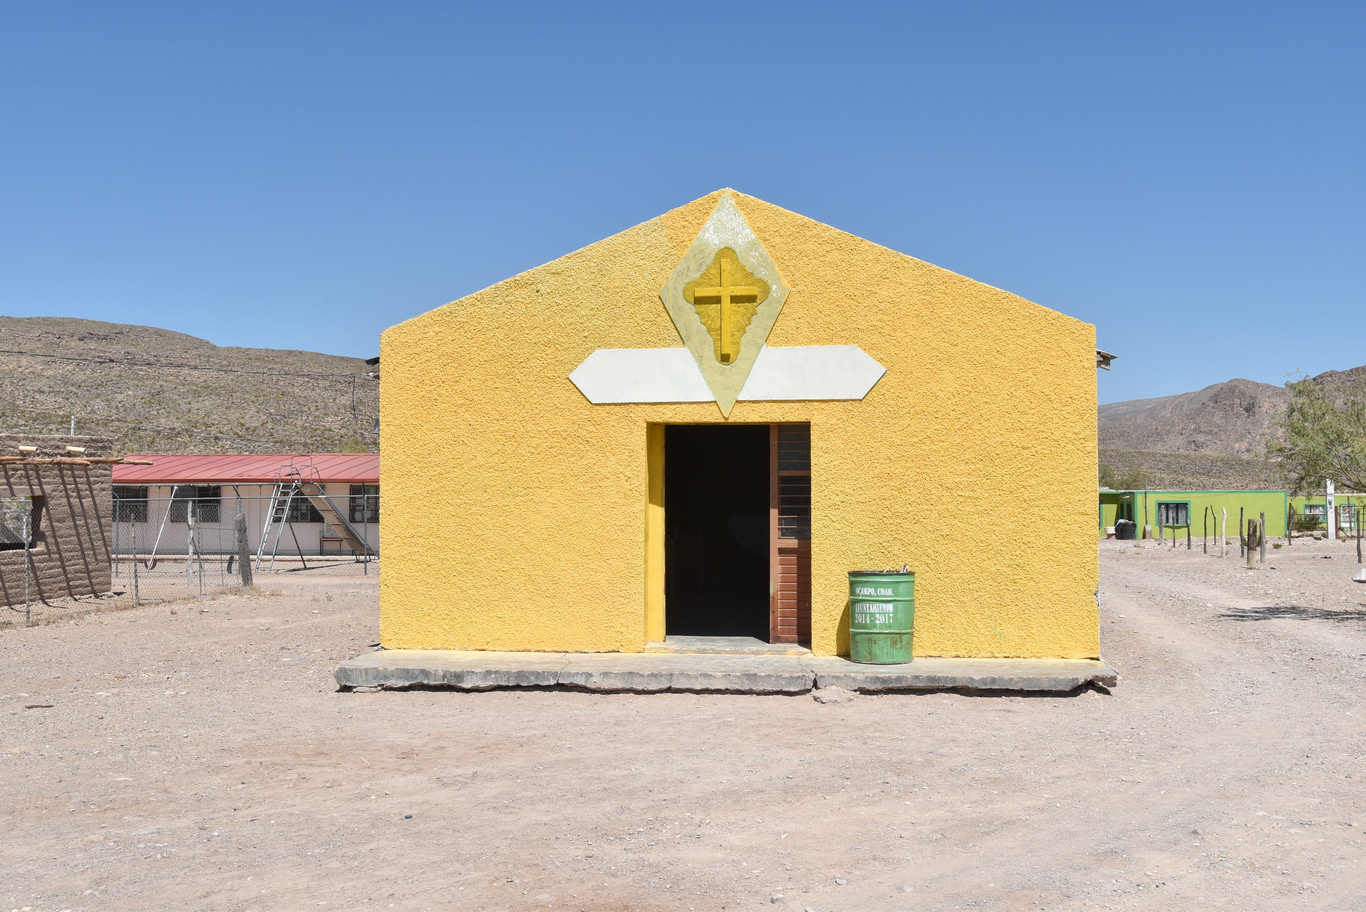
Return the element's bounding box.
[770,424,811,646]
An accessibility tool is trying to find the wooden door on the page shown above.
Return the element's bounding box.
[770,424,811,645]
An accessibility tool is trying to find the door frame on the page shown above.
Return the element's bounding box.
[645,422,809,646]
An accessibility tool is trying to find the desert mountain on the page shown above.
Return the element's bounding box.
[0,316,377,454]
[1099,369,1365,490]
[1100,378,1289,457]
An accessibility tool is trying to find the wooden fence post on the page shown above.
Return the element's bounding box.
[236,513,253,586]
[186,510,196,586]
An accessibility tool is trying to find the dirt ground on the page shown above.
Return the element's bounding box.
[3,540,1366,912]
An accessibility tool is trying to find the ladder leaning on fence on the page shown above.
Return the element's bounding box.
[255,473,302,571]
[255,461,377,571]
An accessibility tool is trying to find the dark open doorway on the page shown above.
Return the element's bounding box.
[665,424,770,639]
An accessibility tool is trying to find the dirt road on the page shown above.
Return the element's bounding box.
[3,543,1365,911]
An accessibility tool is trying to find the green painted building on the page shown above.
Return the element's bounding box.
[1099,490,1289,541]
[1287,493,1366,532]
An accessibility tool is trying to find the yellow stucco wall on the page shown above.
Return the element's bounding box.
[379,190,1099,658]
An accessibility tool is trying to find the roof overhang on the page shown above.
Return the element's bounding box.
[112,453,379,486]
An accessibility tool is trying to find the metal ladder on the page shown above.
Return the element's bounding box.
[255,471,303,572]
[255,458,378,571]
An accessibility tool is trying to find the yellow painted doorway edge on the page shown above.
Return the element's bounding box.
[644,424,666,644]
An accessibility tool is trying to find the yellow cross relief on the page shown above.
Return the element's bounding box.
[683,248,770,364]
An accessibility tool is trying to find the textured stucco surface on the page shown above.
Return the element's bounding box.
[379,190,1099,657]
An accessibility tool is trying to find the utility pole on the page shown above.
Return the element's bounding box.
[1327,479,1337,540]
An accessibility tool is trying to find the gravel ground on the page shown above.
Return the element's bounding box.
[2,541,1365,911]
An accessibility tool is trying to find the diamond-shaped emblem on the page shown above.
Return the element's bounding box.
[660,193,789,416]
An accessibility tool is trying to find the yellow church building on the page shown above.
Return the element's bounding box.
[378,190,1100,659]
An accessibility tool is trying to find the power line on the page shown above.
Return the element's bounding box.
[0,404,369,427]
[0,348,370,380]
[1,412,373,443]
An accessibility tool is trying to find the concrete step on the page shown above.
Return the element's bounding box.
[335,649,1116,695]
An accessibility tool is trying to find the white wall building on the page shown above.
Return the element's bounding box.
[111,453,379,558]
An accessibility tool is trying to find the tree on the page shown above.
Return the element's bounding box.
[1270,375,1366,494]
[1099,463,1147,491]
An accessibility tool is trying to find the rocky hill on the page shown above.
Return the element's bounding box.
[0,317,377,454]
[1100,378,1290,457]
[1098,370,1364,490]
[1097,448,1286,491]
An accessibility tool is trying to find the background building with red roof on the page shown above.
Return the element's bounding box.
[112,453,378,560]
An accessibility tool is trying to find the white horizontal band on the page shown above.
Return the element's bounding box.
[569,346,886,404]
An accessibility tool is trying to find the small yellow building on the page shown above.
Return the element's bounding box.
[379,190,1100,659]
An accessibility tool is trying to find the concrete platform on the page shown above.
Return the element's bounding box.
[644,635,811,656]
[335,649,1116,695]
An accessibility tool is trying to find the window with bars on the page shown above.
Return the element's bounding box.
[1157,501,1189,526]
[350,485,379,524]
[0,495,39,551]
[286,497,324,523]
[169,486,221,524]
[777,425,810,540]
[113,486,148,523]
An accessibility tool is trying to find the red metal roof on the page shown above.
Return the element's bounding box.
[113,453,379,485]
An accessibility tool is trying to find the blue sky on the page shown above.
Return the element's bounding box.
[2,2,1362,404]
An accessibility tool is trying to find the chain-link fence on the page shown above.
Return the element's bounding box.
[111,492,377,562]
[1,493,377,628]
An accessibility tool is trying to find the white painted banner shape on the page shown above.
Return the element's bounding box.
[569,346,886,404]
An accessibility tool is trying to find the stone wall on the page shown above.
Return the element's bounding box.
[0,435,114,609]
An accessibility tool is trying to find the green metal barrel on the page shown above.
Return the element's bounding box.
[848,570,915,664]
